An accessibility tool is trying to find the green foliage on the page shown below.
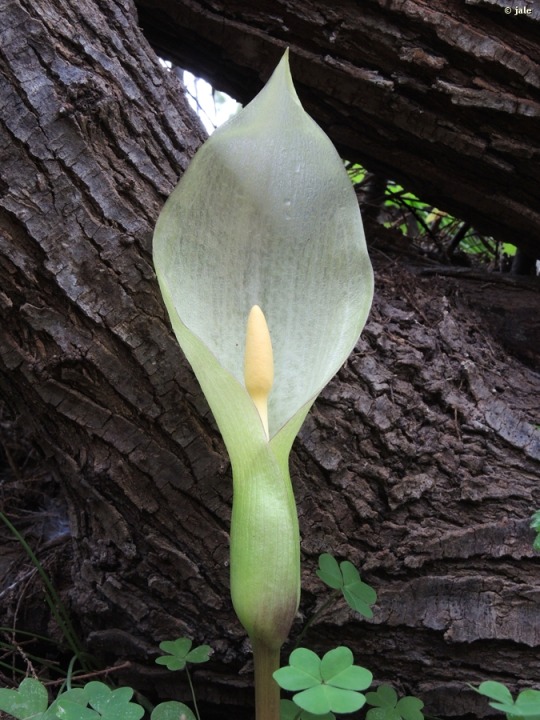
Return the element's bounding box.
[150,701,197,720]
[365,685,424,720]
[0,636,211,720]
[0,679,145,720]
[348,165,517,264]
[316,553,377,618]
[155,638,212,671]
[280,698,335,719]
[530,511,540,552]
[346,162,367,185]
[0,677,48,720]
[274,646,373,715]
[473,682,540,719]
[0,678,200,720]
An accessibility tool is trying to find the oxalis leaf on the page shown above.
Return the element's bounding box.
[0,678,48,720]
[153,49,373,649]
[366,685,424,720]
[473,683,540,718]
[83,681,144,720]
[274,646,372,715]
[155,637,212,671]
[280,698,335,720]
[151,701,197,720]
[317,553,377,618]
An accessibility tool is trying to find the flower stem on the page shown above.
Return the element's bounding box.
[253,640,281,720]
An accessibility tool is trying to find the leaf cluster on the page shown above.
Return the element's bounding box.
[155,638,212,671]
[274,646,372,715]
[316,553,377,618]
[473,682,540,720]
[365,685,424,720]
[0,678,197,720]
[0,636,213,720]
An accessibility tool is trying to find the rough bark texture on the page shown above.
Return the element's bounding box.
[136,0,540,261]
[0,0,539,718]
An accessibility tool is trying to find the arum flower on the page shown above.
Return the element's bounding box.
[153,49,373,719]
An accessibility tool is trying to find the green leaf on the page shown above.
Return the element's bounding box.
[365,685,424,720]
[367,708,397,720]
[46,689,91,720]
[274,649,321,691]
[396,696,425,720]
[316,554,377,617]
[83,682,144,720]
[514,689,540,717]
[319,646,372,691]
[366,685,399,708]
[294,684,367,714]
[159,638,192,657]
[316,554,343,590]
[280,698,335,720]
[54,698,100,720]
[276,646,372,715]
[0,678,48,720]
[476,682,514,705]
[156,638,211,671]
[185,644,212,664]
[320,647,354,681]
[151,701,197,720]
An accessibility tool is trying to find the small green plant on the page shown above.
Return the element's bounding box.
[155,638,212,720]
[365,684,424,720]
[531,511,540,552]
[472,681,540,719]
[316,553,377,618]
[0,636,210,720]
[280,698,336,719]
[155,638,212,671]
[293,553,377,652]
[273,646,372,715]
[0,678,146,720]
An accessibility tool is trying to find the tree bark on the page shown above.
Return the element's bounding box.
[136,0,540,261]
[0,1,539,719]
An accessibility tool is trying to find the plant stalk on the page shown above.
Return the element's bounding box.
[253,640,281,720]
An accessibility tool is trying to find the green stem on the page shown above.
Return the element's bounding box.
[0,511,88,669]
[253,640,281,720]
[185,665,202,720]
[292,589,341,651]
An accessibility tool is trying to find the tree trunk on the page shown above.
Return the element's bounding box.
[0,1,539,718]
[136,0,540,261]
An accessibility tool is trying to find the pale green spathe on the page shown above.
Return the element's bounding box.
[153,50,373,649]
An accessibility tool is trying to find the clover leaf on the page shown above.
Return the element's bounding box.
[514,689,540,718]
[274,646,372,715]
[316,553,377,618]
[366,684,424,720]
[155,637,212,671]
[473,682,540,718]
[151,701,197,720]
[280,698,335,720]
[0,678,48,720]
[80,682,144,720]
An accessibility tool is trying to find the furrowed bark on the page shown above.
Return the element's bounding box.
[136,0,540,260]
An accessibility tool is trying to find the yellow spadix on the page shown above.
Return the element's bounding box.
[244,305,273,439]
